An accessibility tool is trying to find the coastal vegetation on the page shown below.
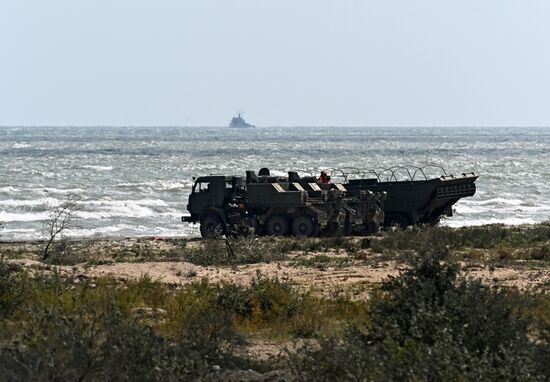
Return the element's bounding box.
[0,223,549,380]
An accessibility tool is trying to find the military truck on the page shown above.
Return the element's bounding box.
[182,171,385,238]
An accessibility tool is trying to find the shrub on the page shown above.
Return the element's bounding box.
[0,274,250,381]
[292,250,549,381]
[226,272,337,338]
[167,272,338,339]
[529,245,550,261]
[43,239,90,265]
[182,237,288,266]
[0,259,29,319]
[496,245,512,260]
[371,223,550,254]
[0,305,213,381]
[169,279,243,357]
[228,236,289,264]
[182,239,228,266]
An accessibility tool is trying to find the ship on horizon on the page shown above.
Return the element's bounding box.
[228,112,254,128]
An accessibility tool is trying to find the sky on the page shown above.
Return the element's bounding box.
[1,0,549,127]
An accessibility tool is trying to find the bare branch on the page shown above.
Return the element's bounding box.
[42,193,83,260]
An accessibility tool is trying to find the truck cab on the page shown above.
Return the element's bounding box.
[184,175,243,223]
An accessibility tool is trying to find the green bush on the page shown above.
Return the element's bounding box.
[0,273,252,381]
[168,279,243,357]
[182,237,288,266]
[529,244,550,261]
[0,260,29,319]
[0,305,214,381]
[181,239,228,266]
[292,250,549,381]
[3,229,548,380]
[168,272,328,339]
[371,223,550,253]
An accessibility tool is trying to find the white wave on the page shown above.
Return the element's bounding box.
[76,200,157,219]
[2,231,42,241]
[62,224,198,239]
[0,228,36,233]
[63,224,139,237]
[443,217,538,228]
[0,186,19,194]
[0,197,61,207]
[42,187,86,195]
[158,211,184,218]
[114,180,191,191]
[84,198,167,207]
[0,211,49,222]
[452,204,479,214]
[468,197,524,206]
[81,165,113,171]
[134,199,168,207]
[526,204,550,212]
[12,143,32,149]
[74,211,113,219]
[155,181,192,191]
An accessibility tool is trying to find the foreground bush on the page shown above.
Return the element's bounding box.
[1,235,548,380]
[0,259,367,380]
[0,306,212,381]
[168,271,364,339]
[292,250,549,381]
[0,261,29,319]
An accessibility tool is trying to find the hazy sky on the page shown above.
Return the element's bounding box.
[1,1,549,126]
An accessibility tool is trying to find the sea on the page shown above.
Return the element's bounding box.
[1,126,549,241]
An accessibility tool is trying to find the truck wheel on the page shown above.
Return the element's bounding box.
[266,215,289,236]
[292,216,314,237]
[200,214,224,238]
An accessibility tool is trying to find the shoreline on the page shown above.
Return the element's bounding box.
[2,223,548,294]
[2,221,549,245]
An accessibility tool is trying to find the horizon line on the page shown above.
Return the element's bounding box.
[1,125,549,129]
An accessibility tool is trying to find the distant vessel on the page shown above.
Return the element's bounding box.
[228,112,254,128]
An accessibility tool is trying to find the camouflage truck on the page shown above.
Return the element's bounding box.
[182,171,385,238]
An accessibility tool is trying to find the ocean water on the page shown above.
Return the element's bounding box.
[0,126,549,241]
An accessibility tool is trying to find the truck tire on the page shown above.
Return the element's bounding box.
[266,215,289,236]
[291,216,314,237]
[200,213,224,238]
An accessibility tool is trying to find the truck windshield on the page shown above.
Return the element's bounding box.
[193,182,210,193]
